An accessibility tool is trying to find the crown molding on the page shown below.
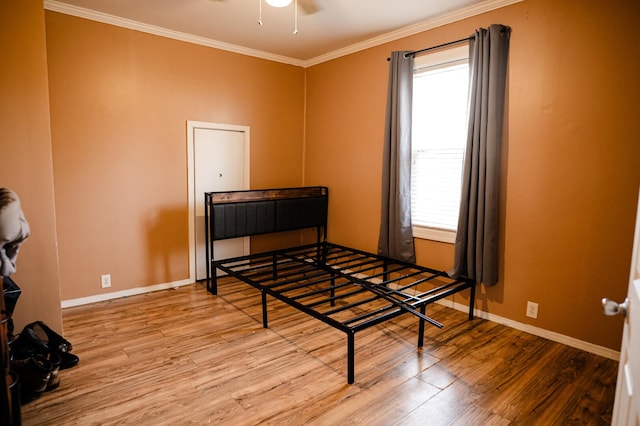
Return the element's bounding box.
[302,0,523,67]
[43,0,306,67]
[44,0,523,68]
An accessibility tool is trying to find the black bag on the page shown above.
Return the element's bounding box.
[11,326,59,402]
[10,321,78,403]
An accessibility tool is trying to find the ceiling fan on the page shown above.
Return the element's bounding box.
[266,0,319,15]
[210,0,320,15]
[210,0,320,34]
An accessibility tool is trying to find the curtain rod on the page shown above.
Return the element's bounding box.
[386,36,472,61]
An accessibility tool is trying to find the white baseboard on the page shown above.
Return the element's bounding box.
[60,278,194,308]
[437,299,620,361]
[61,279,621,361]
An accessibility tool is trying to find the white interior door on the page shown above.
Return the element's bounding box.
[187,121,250,281]
[607,189,640,426]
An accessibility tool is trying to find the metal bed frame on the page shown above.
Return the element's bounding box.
[205,187,475,384]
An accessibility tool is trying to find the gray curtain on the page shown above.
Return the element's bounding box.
[378,51,415,263]
[450,25,511,285]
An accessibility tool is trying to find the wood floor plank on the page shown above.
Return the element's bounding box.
[19,282,617,425]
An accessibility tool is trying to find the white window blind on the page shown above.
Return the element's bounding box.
[411,148,464,230]
[411,46,469,241]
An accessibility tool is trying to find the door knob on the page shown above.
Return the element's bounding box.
[601,297,629,317]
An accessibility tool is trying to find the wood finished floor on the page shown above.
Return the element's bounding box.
[20,280,617,425]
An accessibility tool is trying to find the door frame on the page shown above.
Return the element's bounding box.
[186,120,250,282]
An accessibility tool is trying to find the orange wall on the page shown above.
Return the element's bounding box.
[24,0,639,351]
[0,1,63,332]
[305,0,640,350]
[45,12,306,300]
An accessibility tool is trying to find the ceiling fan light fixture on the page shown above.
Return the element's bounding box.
[265,0,292,7]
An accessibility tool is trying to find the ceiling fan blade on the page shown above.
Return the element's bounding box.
[298,0,320,15]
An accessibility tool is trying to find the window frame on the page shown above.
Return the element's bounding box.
[411,44,469,244]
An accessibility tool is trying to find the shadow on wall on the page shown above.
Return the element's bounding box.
[145,206,189,285]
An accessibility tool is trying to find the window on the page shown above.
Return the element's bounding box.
[411,45,469,243]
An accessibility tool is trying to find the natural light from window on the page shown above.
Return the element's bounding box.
[411,47,469,242]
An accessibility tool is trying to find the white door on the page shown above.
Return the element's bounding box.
[605,189,640,426]
[187,121,250,281]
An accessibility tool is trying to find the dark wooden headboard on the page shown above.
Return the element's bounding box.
[204,186,328,242]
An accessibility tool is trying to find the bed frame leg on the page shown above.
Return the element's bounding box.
[261,291,269,328]
[347,332,355,384]
[207,269,218,295]
[468,281,476,320]
[417,305,426,347]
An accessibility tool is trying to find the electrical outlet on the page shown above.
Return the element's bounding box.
[101,274,111,288]
[526,301,538,319]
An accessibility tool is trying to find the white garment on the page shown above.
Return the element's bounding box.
[0,188,29,276]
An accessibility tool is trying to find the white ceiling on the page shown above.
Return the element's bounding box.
[44,0,520,66]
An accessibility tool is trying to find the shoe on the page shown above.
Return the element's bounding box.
[25,321,79,370]
[59,352,79,370]
[11,327,65,394]
[45,351,61,391]
[11,354,52,403]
